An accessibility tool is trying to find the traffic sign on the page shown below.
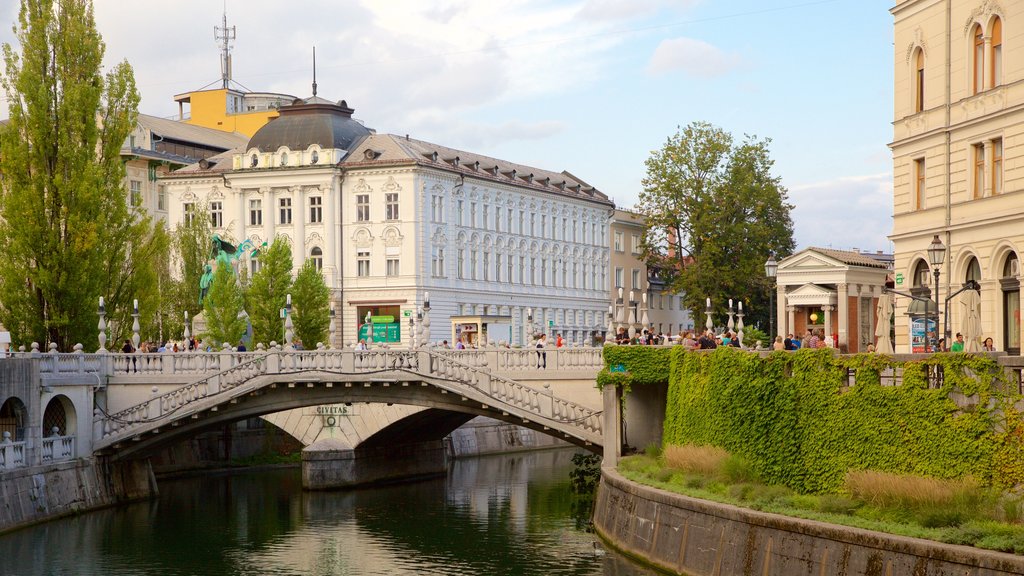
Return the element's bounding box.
[895,272,904,286]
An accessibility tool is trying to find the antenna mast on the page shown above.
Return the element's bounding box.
[215,5,236,89]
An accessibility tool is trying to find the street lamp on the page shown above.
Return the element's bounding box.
[765,254,777,340]
[927,234,946,352]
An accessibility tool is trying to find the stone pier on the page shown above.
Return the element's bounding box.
[301,438,448,489]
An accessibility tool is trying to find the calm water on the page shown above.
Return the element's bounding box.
[0,449,659,575]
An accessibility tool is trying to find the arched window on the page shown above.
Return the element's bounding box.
[991,17,1002,89]
[966,256,982,284]
[310,247,323,271]
[973,24,985,94]
[1002,253,1020,354]
[914,48,925,113]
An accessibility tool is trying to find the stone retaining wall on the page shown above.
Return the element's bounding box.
[0,457,155,535]
[594,468,1024,576]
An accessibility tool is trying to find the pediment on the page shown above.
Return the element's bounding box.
[782,252,843,270]
[786,283,837,306]
[789,283,834,297]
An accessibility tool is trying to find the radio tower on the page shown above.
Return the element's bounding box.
[215,5,236,89]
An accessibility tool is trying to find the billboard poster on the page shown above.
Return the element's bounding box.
[910,316,936,353]
[358,322,401,343]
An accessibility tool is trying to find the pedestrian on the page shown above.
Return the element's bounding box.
[237,341,247,352]
[442,339,451,349]
[698,330,717,350]
[535,333,548,368]
[983,337,996,351]
[121,339,136,373]
[355,339,368,351]
[951,332,965,352]
[807,330,820,349]
[773,336,785,351]
[556,334,564,348]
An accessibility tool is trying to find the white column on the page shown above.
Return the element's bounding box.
[776,285,787,336]
[262,187,275,246]
[237,187,247,244]
[292,186,305,269]
[838,283,849,351]
[787,306,796,338]
[824,305,834,345]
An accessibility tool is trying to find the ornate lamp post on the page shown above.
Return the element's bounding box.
[705,297,714,333]
[416,307,424,347]
[422,292,431,344]
[615,287,625,337]
[409,315,416,348]
[736,301,745,347]
[328,307,335,349]
[526,307,534,343]
[927,234,946,352]
[627,291,637,339]
[284,293,294,349]
[765,254,778,340]
[727,299,735,335]
[97,297,107,352]
[131,299,141,350]
[606,304,615,344]
[365,310,374,347]
[183,310,191,347]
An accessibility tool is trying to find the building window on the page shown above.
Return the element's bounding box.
[432,247,445,277]
[431,195,444,223]
[973,143,985,198]
[470,202,477,228]
[210,201,223,228]
[973,24,984,95]
[495,252,502,282]
[914,48,924,113]
[386,258,399,276]
[530,257,537,285]
[250,254,260,274]
[631,268,641,290]
[530,213,536,236]
[457,200,464,226]
[615,267,624,288]
[518,210,524,235]
[541,215,547,238]
[470,249,478,280]
[914,157,926,209]
[991,17,1002,89]
[357,250,370,277]
[310,247,323,271]
[157,185,167,211]
[129,180,142,207]
[183,202,195,225]
[507,209,513,233]
[279,197,292,225]
[1003,253,1020,354]
[495,207,502,232]
[992,138,1003,196]
[249,199,262,226]
[540,258,547,286]
[483,251,490,281]
[631,234,641,255]
[385,193,399,221]
[483,204,490,230]
[457,248,465,279]
[356,194,370,222]
[614,231,623,252]
[518,256,526,284]
[309,196,322,223]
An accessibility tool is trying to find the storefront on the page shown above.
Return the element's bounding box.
[450,315,513,348]
[356,304,402,344]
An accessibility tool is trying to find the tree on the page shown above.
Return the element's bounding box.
[291,260,331,348]
[162,209,214,342]
[247,237,293,345]
[638,122,795,330]
[202,262,246,347]
[0,0,162,349]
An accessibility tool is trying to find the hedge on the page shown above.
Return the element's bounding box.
[602,346,1024,494]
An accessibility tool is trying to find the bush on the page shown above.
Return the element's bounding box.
[663,444,729,476]
[844,470,981,510]
[720,454,760,484]
[644,442,663,458]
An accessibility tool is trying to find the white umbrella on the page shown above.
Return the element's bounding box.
[961,288,983,353]
[875,293,894,354]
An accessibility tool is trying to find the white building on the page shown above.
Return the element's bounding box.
[162,97,614,348]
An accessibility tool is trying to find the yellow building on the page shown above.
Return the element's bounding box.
[890,0,1021,354]
[173,88,298,137]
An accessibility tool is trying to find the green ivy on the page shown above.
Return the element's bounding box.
[603,347,1023,494]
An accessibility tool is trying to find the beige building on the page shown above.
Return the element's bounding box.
[890,0,1021,354]
[608,210,692,339]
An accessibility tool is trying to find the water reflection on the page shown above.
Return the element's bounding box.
[0,449,657,576]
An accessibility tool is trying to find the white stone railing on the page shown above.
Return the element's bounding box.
[41,435,75,462]
[0,439,26,470]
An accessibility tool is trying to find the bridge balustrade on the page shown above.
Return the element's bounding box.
[40,435,75,463]
[0,438,26,470]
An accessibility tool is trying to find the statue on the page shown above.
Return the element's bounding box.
[198,235,262,305]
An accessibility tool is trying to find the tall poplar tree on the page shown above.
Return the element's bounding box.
[291,260,330,348]
[638,122,795,330]
[246,237,293,346]
[0,0,162,349]
[202,262,246,347]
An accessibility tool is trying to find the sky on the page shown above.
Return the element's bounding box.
[0,0,895,253]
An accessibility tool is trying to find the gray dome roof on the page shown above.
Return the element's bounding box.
[247,99,371,153]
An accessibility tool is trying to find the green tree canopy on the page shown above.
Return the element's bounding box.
[247,237,293,345]
[202,262,246,347]
[291,260,331,349]
[638,122,795,332]
[0,0,163,349]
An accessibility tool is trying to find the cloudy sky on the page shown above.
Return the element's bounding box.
[1,0,894,252]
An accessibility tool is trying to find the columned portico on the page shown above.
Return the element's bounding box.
[775,248,890,352]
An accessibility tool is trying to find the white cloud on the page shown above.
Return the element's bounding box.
[787,173,893,253]
[646,37,740,78]
[577,0,697,22]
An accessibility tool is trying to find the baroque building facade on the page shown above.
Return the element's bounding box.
[890,0,1021,353]
[162,97,614,348]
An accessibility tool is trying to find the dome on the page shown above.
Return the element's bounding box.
[246,99,371,153]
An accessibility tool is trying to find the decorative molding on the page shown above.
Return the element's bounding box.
[353,178,372,194]
[382,226,404,247]
[905,27,927,63]
[964,0,1003,36]
[382,176,402,193]
[306,231,324,246]
[352,228,373,248]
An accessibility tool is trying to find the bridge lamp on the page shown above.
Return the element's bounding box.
[764,254,777,340]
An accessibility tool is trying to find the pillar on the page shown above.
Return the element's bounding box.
[302,439,448,489]
[838,283,849,351]
[262,187,275,247]
[602,382,621,468]
[787,305,796,338]
[824,304,835,345]
[776,284,787,337]
[292,186,305,269]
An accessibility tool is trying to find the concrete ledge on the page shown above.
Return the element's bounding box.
[593,468,1024,576]
[302,440,447,489]
[0,458,155,536]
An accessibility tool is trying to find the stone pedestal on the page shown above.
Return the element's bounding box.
[301,438,448,490]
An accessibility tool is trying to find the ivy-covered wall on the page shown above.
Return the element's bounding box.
[602,346,1024,494]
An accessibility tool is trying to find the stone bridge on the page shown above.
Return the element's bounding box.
[1,346,605,486]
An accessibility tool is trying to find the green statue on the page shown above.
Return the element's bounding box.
[199,235,263,305]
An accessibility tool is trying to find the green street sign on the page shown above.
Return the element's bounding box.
[895,272,905,286]
[402,309,412,317]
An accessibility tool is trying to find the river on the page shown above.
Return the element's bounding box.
[0,448,659,575]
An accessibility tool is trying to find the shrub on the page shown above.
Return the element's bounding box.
[644,442,663,459]
[845,470,981,510]
[818,495,861,515]
[720,454,760,484]
[663,444,729,476]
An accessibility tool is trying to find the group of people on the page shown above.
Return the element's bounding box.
[932,332,997,352]
[613,327,670,346]
[121,337,201,355]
